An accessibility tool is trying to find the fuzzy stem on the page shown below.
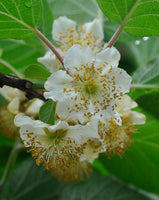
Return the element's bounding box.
[106,0,141,48]
[0,58,23,78]
[130,84,159,89]
[33,29,64,66]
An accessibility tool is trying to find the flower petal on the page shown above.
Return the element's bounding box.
[52,16,76,42]
[95,47,120,72]
[14,115,46,146]
[117,95,137,114]
[44,70,74,101]
[38,50,63,73]
[128,111,146,125]
[67,118,99,143]
[107,68,132,95]
[83,18,104,40]
[64,45,95,74]
[56,99,88,124]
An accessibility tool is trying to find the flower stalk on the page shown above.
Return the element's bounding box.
[34,29,64,67]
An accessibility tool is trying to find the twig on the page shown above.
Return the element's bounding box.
[0,72,46,102]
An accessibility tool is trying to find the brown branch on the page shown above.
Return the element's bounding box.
[0,72,46,102]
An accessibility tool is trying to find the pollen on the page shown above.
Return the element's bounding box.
[54,26,102,54]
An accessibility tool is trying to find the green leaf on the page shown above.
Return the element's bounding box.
[24,0,54,48]
[5,159,151,200]
[0,134,14,147]
[104,19,137,42]
[24,64,51,80]
[133,58,159,86]
[47,0,98,25]
[99,108,159,194]
[39,100,56,125]
[0,39,44,74]
[0,48,2,57]
[97,0,159,37]
[92,159,109,176]
[0,0,42,39]
[130,57,159,99]
[129,37,159,68]
[39,0,54,42]
[136,91,159,120]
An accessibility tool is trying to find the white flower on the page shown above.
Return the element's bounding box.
[14,114,99,169]
[44,45,132,122]
[52,16,104,45]
[38,16,104,73]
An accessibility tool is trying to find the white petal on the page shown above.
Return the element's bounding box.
[64,45,95,74]
[95,47,120,72]
[38,50,63,73]
[15,114,47,129]
[83,18,104,40]
[52,16,76,41]
[117,95,137,114]
[128,111,146,125]
[56,100,88,124]
[90,100,119,123]
[107,68,132,95]
[44,70,74,101]
[48,120,69,132]
[67,118,99,143]
[14,115,46,146]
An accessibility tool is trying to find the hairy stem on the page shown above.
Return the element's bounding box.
[130,84,159,89]
[33,29,64,66]
[0,58,23,78]
[106,0,141,48]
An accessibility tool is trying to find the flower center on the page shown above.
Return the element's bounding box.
[83,81,98,96]
[43,128,67,144]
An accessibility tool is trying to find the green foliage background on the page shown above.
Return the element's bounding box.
[0,0,159,199]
